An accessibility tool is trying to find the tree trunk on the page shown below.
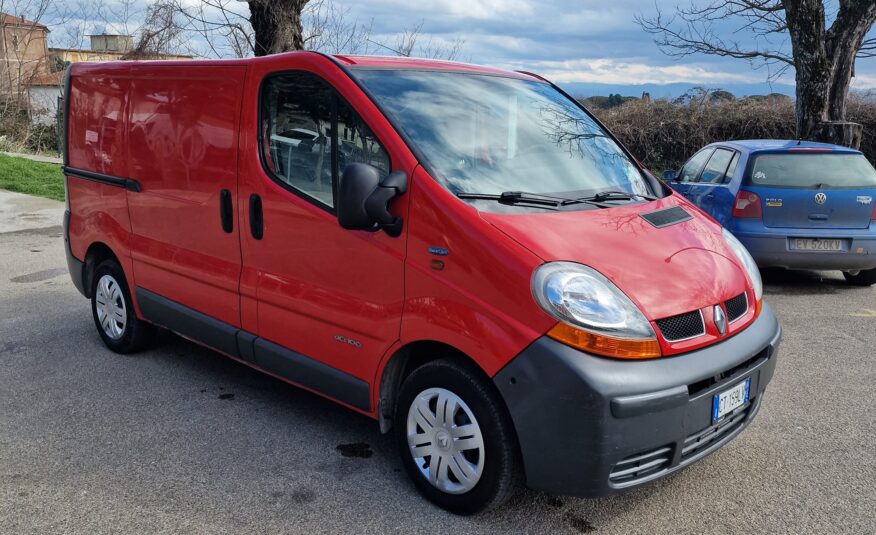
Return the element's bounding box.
[784,0,831,141]
[248,0,310,56]
[785,0,876,148]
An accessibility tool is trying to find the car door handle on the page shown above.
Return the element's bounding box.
[219,189,233,233]
[705,193,715,199]
[249,194,263,240]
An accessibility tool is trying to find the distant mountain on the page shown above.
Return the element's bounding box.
[559,81,796,100]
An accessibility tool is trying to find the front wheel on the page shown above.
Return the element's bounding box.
[843,268,876,287]
[395,359,521,515]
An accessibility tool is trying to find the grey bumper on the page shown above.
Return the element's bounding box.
[494,303,781,497]
[738,234,876,271]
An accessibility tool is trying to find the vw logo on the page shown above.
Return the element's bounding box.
[814,192,827,205]
[714,305,727,335]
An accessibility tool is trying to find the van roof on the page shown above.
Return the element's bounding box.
[69,51,542,82]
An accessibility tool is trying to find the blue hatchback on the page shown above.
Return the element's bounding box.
[665,140,876,286]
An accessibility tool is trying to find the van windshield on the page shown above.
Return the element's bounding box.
[748,152,876,189]
[353,70,656,207]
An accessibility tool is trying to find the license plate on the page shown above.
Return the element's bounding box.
[791,238,843,251]
[712,378,751,422]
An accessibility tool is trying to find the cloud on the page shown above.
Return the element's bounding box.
[516,58,765,85]
[40,0,876,91]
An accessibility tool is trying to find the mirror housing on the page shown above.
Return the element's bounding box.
[661,169,678,182]
[337,163,407,237]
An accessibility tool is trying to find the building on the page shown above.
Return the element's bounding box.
[0,17,193,125]
[48,34,192,64]
[0,13,50,97]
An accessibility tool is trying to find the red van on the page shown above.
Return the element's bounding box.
[62,52,781,514]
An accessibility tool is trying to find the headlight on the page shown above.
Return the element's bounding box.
[722,229,763,302]
[532,262,661,359]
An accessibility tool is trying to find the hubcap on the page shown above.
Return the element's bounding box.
[95,274,127,340]
[406,387,485,494]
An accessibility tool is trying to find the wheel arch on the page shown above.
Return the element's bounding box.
[82,241,123,298]
[375,340,496,434]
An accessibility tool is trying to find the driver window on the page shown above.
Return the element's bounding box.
[261,71,390,209]
[679,148,713,183]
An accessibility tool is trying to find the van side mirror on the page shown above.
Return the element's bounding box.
[662,170,678,182]
[337,163,407,237]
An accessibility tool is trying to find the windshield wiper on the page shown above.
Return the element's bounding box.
[576,190,658,203]
[456,191,568,209]
[456,189,650,210]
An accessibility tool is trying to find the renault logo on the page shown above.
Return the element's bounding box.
[814,192,827,205]
[714,305,727,335]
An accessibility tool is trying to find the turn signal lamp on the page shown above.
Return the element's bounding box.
[547,323,662,359]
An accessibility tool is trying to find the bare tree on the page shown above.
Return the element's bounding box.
[248,0,310,55]
[374,20,465,60]
[168,0,464,60]
[125,0,182,59]
[636,1,876,147]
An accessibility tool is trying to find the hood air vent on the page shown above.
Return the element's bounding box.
[640,206,692,228]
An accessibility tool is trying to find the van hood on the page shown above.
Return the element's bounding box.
[480,195,750,321]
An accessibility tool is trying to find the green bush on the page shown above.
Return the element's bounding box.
[590,94,876,172]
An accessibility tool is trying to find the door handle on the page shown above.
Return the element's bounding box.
[249,194,263,240]
[219,189,233,233]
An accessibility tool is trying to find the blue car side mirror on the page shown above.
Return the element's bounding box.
[662,170,678,182]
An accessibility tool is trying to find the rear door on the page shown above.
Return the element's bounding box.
[126,65,246,328]
[747,150,876,229]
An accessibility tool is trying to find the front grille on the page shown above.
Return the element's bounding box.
[725,292,748,322]
[681,401,753,461]
[609,445,673,485]
[655,310,705,342]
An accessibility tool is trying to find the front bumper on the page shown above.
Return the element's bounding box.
[494,303,781,497]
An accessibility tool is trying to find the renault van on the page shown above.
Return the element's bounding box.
[62,53,781,515]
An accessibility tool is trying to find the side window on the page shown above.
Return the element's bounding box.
[679,148,712,183]
[700,148,735,184]
[337,98,391,176]
[260,71,390,209]
[723,152,740,183]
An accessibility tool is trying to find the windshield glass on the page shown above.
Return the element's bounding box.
[749,152,876,188]
[353,70,655,205]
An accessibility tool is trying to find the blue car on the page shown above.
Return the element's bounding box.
[665,140,876,286]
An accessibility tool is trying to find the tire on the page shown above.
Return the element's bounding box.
[90,259,155,353]
[843,268,876,287]
[395,358,521,515]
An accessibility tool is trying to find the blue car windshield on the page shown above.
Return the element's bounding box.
[353,69,655,202]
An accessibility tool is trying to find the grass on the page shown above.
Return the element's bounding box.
[0,153,65,202]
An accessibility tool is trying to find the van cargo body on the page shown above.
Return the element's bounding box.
[63,52,781,514]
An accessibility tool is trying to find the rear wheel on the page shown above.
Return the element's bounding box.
[843,268,876,287]
[90,260,155,353]
[395,359,521,515]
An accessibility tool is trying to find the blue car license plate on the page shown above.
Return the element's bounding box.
[712,377,751,423]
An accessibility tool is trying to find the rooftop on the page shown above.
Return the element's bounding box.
[0,13,48,30]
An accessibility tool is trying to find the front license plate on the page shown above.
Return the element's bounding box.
[791,238,843,251]
[712,378,751,422]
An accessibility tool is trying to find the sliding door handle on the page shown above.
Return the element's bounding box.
[249,194,263,240]
[219,189,233,233]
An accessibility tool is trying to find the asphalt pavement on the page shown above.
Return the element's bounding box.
[0,191,873,534]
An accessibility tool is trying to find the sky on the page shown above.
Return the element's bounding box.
[41,0,876,98]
